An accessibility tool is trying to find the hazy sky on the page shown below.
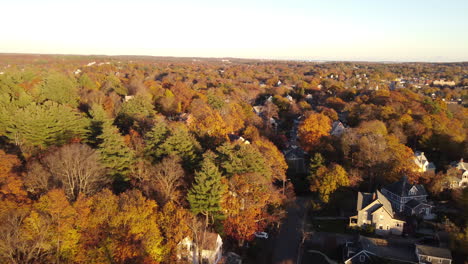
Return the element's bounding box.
[1,0,468,61]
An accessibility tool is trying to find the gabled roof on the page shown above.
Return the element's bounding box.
[451,159,468,171]
[416,245,452,260]
[283,145,306,160]
[330,121,346,136]
[359,191,397,218]
[357,192,374,211]
[376,190,393,215]
[344,249,376,264]
[383,176,427,197]
[359,236,418,263]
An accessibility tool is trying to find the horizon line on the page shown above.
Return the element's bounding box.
[0,52,467,64]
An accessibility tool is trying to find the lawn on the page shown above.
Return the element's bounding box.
[310,219,349,233]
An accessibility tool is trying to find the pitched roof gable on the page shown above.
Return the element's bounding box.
[416,245,452,260]
[359,191,395,217]
[383,176,427,197]
[376,190,393,215]
[357,192,374,211]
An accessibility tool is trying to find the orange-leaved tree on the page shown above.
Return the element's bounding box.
[298,112,332,151]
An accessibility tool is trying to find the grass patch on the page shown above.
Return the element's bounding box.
[310,219,348,233]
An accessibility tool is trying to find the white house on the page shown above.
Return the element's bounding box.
[413,151,436,173]
[177,232,223,264]
[124,95,135,102]
[349,191,405,236]
[448,159,468,188]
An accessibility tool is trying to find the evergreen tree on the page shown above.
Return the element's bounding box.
[145,123,200,169]
[217,143,271,179]
[144,120,169,162]
[187,152,226,223]
[98,121,134,181]
[161,126,200,169]
[40,72,79,107]
[3,101,88,155]
[115,95,157,134]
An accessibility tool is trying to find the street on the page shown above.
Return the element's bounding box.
[272,196,310,264]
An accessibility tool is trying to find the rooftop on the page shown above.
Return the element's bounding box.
[416,244,452,259]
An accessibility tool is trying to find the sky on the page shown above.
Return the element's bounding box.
[1,0,468,62]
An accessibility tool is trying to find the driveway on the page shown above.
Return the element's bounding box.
[272,196,310,264]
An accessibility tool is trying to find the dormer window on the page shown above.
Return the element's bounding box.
[409,186,417,195]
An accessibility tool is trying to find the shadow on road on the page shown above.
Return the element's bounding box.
[272,197,310,264]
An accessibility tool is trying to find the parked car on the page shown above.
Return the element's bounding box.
[254,232,269,239]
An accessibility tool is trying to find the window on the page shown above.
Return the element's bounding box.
[359,254,366,262]
[379,225,383,230]
[439,259,442,263]
[379,214,383,220]
[387,225,389,230]
[396,223,400,227]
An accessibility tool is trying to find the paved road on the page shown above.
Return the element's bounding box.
[272,197,310,264]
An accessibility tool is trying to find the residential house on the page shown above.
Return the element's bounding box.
[330,121,346,137]
[228,134,250,145]
[413,151,436,173]
[124,95,135,102]
[252,105,264,116]
[433,80,456,87]
[448,159,468,188]
[177,232,223,264]
[269,117,278,131]
[344,236,418,263]
[343,241,377,264]
[415,245,452,264]
[381,176,433,219]
[349,191,405,235]
[283,145,307,174]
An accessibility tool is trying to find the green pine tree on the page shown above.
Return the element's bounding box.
[98,122,134,181]
[144,120,169,162]
[216,142,271,179]
[3,101,89,155]
[145,123,200,169]
[161,126,200,169]
[187,153,226,222]
[40,71,79,107]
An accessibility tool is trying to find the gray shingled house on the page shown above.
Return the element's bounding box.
[381,176,434,219]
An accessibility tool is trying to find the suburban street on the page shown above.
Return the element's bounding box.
[272,196,310,264]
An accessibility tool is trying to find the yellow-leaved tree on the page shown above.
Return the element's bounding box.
[298,113,332,151]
